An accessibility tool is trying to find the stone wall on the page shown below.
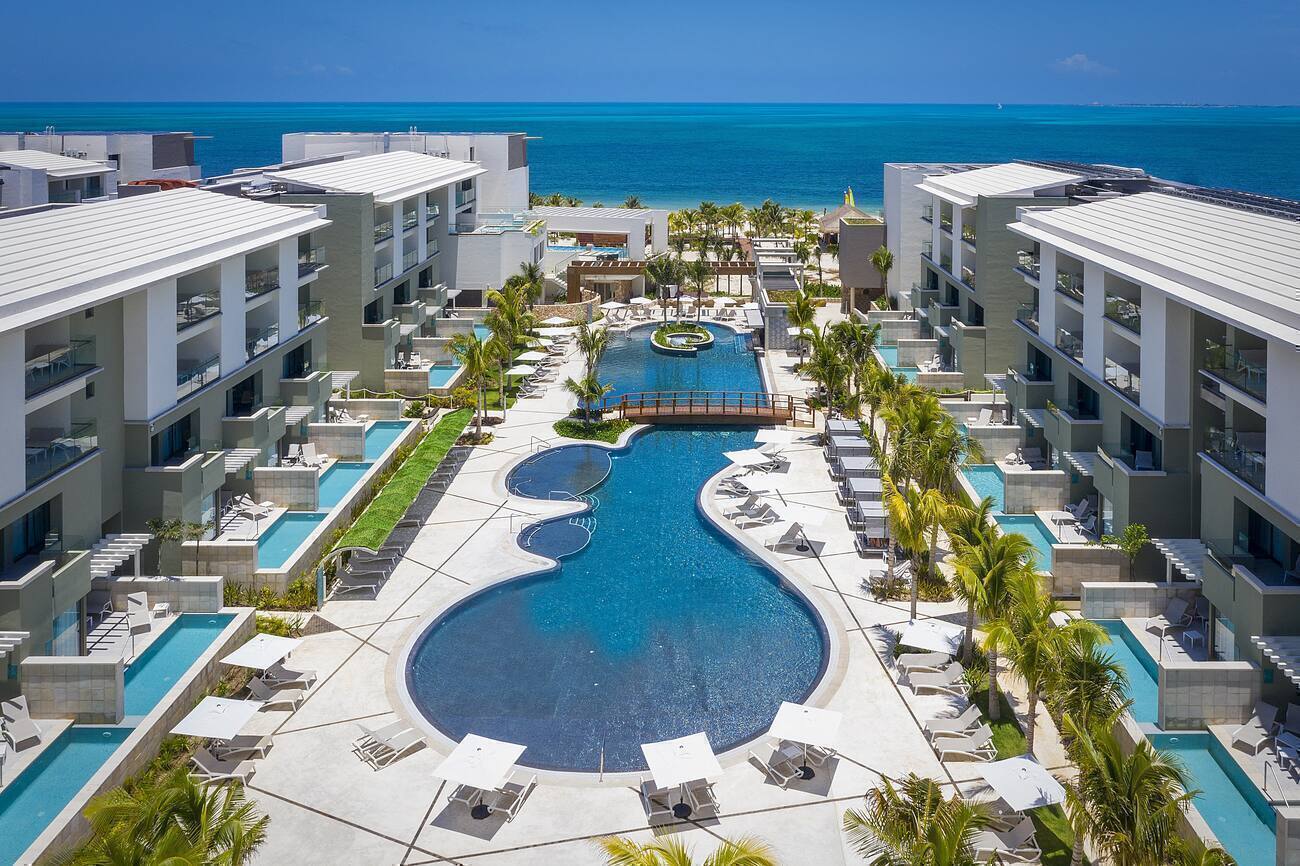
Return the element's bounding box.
[966,424,1023,462]
[1081,581,1195,620]
[897,338,939,367]
[1047,544,1129,597]
[383,367,432,397]
[328,398,404,420]
[183,539,258,587]
[1001,464,1067,514]
[254,465,319,510]
[93,575,224,613]
[914,371,966,391]
[20,655,123,723]
[307,422,366,460]
[534,289,598,324]
[1159,661,1259,729]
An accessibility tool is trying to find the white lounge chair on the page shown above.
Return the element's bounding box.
[685,778,719,812]
[353,720,407,757]
[762,522,807,552]
[909,663,970,697]
[1,696,42,751]
[247,678,305,710]
[333,574,381,597]
[973,815,1041,862]
[639,778,675,820]
[300,443,328,468]
[1064,497,1094,520]
[897,651,950,675]
[190,747,256,783]
[722,495,765,521]
[1231,701,1279,755]
[1144,597,1192,638]
[449,784,484,810]
[932,724,997,762]
[212,734,274,760]
[923,704,983,740]
[263,662,317,689]
[488,773,537,821]
[285,444,304,465]
[363,726,424,768]
[966,408,993,427]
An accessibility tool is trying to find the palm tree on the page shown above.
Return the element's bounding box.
[985,572,1104,753]
[802,325,851,421]
[883,479,947,619]
[449,330,499,438]
[786,288,817,364]
[721,202,746,239]
[623,195,643,209]
[869,246,895,312]
[564,374,614,426]
[843,773,989,866]
[686,258,711,319]
[829,319,880,410]
[944,496,995,552]
[1049,628,1130,733]
[572,321,610,379]
[515,261,545,309]
[595,834,776,866]
[950,531,1035,720]
[1063,713,1195,866]
[485,281,535,418]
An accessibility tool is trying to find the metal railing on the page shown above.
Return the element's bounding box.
[373,221,394,243]
[1205,426,1265,491]
[920,204,933,223]
[177,354,220,399]
[425,204,440,220]
[298,300,324,329]
[1105,294,1142,334]
[1203,340,1266,401]
[298,246,326,277]
[25,420,98,488]
[177,292,220,329]
[455,186,475,207]
[1056,328,1084,362]
[921,240,933,259]
[1014,304,1039,334]
[374,262,394,286]
[25,339,96,398]
[939,214,953,232]
[245,323,280,360]
[1104,358,1141,402]
[1056,272,1085,303]
[1016,251,1040,279]
[245,266,279,299]
[599,390,812,426]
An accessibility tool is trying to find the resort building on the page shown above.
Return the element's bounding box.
[0,188,330,685]
[0,150,117,209]
[1007,187,1300,679]
[0,130,202,184]
[834,211,886,313]
[532,205,670,258]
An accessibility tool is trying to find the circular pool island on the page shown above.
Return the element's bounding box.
[650,322,714,355]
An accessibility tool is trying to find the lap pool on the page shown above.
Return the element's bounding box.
[402,321,829,772]
[875,345,918,382]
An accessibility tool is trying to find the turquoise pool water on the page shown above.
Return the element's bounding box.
[363,420,411,460]
[1149,733,1276,866]
[0,727,132,865]
[1096,620,1159,724]
[427,364,460,389]
[961,464,1005,512]
[124,613,234,717]
[257,512,328,568]
[317,462,372,509]
[474,324,491,341]
[992,513,1056,571]
[875,345,918,382]
[405,322,828,772]
[548,244,626,257]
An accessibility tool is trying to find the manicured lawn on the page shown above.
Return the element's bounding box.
[554,418,632,444]
[336,409,471,551]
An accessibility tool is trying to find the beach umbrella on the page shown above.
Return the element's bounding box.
[641,732,723,817]
[221,634,301,671]
[629,296,655,305]
[435,734,526,818]
[515,351,548,362]
[599,300,628,311]
[171,697,260,741]
[767,500,831,528]
[767,701,842,777]
[541,316,571,326]
[754,428,797,445]
[723,449,773,468]
[712,297,735,306]
[506,364,537,377]
[978,754,1066,811]
[786,326,807,338]
[896,619,965,655]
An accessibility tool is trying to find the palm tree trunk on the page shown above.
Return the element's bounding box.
[1026,690,1038,755]
[988,649,1001,721]
[909,557,919,621]
[964,600,975,664]
[1070,832,1085,866]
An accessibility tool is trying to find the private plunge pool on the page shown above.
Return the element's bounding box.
[875,344,918,383]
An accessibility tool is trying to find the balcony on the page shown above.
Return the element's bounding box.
[1014,304,1039,334]
[177,292,220,330]
[940,254,953,273]
[25,339,96,399]
[245,323,280,360]
[298,246,326,278]
[177,354,220,400]
[402,248,420,271]
[374,262,394,286]
[1205,427,1266,492]
[1104,295,1142,335]
[1055,272,1085,304]
[298,300,324,329]
[1056,328,1084,363]
[1015,251,1040,280]
[961,225,977,246]
[425,204,440,221]
[401,212,419,232]
[939,215,953,233]
[426,237,440,257]
[373,221,394,243]
[920,204,933,223]
[245,266,279,300]
[921,240,933,259]
[1104,358,1141,403]
[455,186,476,208]
[1203,340,1267,402]
[960,265,977,289]
[1044,404,1104,454]
[25,421,98,488]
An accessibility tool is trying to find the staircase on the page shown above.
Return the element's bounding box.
[88,533,153,579]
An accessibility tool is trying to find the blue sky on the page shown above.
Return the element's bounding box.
[6,0,1299,104]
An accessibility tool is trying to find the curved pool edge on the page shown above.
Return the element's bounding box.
[387,419,842,787]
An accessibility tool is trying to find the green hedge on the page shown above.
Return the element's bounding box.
[336,409,471,551]
[554,418,632,443]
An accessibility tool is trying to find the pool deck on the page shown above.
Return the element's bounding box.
[234,314,1073,865]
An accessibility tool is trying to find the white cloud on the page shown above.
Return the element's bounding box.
[1052,53,1116,76]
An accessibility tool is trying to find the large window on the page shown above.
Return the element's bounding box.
[226,372,262,417]
[50,606,80,656]
[151,411,196,465]
[363,298,384,325]
[1071,378,1099,420]
[282,343,312,380]
[9,500,52,561]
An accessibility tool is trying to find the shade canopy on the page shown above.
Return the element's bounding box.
[629,296,655,305]
[170,697,260,740]
[712,297,736,306]
[847,476,883,498]
[896,619,965,655]
[979,754,1066,811]
[505,364,537,377]
[825,419,861,434]
[221,634,301,671]
[767,701,842,751]
[541,316,572,326]
[515,351,548,362]
[641,732,723,788]
[435,734,526,791]
[838,455,879,473]
[754,428,797,445]
[723,449,773,468]
[599,300,628,310]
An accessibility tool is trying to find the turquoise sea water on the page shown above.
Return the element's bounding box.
[4,103,1300,208]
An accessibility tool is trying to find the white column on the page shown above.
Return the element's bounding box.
[1141,291,1190,425]
[1081,261,1106,377]
[1266,341,1300,514]
[278,238,299,338]
[951,206,964,278]
[1038,246,1058,341]
[417,195,429,262]
[0,332,26,501]
[390,202,403,276]
[124,281,179,420]
[218,258,246,372]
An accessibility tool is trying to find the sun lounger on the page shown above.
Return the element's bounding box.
[263,662,317,689]
[932,724,997,762]
[909,662,970,697]
[734,503,780,528]
[1064,497,1094,520]
[966,408,993,427]
[722,495,766,521]
[762,522,807,552]
[449,784,484,810]
[1144,597,1192,638]
[639,778,675,820]
[1231,701,1279,755]
[212,734,274,760]
[923,705,983,739]
[248,678,306,710]
[751,744,802,787]
[333,575,381,597]
[363,726,424,768]
[1,696,42,751]
[190,747,256,783]
[488,773,537,821]
[685,778,719,812]
[973,816,1041,863]
[300,443,329,468]
[897,651,950,675]
[353,720,408,757]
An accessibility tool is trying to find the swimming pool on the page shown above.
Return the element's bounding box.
[124,613,235,717]
[363,420,412,460]
[992,513,1056,571]
[599,322,753,399]
[257,512,329,569]
[1095,619,1159,724]
[427,364,460,389]
[960,464,1005,512]
[0,727,132,865]
[474,324,491,341]
[403,323,829,772]
[548,244,627,258]
[317,462,372,509]
[875,345,918,382]
[1149,732,1276,866]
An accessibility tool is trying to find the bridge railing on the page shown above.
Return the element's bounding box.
[599,390,813,425]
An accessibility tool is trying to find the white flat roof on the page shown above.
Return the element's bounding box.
[1011,191,1300,346]
[0,187,328,332]
[917,162,1085,207]
[0,149,111,179]
[265,151,486,205]
[532,205,665,220]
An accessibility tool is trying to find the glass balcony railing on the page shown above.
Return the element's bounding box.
[455,186,475,207]
[921,240,933,259]
[297,246,326,277]
[1203,340,1267,401]
[1056,328,1084,362]
[1055,272,1085,303]
[402,212,419,232]
[1015,304,1039,334]
[402,248,419,271]
[1016,251,1040,279]
[177,292,220,330]
[920,204,933,223]
[940,254,953,272]
[374,221,394,243]
[245,266,279,299]
[425,204,440,221]
[245,323,280,360]
[177,354,220,400]
[961,265,977,288]
[25,339,96,398]
[298,300,324,329]
[427,237,440,257]
[25,420,98,488]
[939,214,953,232]
[374,262,394,286]
[1205,427,1266,491]
[1101,443,1161,473]
[961,225,977,246]
[1104,358,1141,402]
[1104,295,1142,334]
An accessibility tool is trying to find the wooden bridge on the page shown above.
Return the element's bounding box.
[599,391,812,426]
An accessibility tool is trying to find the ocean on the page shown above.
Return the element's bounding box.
[2,103,1299,211]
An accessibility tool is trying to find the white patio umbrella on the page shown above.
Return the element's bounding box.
[896,619,965,655]
[767,701,842,777]
[505,364,537,377]
[723,449,773,468]
[978,754,1066,811]
[599,300,628,311]
[712,296,736,306]
[435,734,527,818]
[171,697,260,741]
[221,633,301,671]
[629,296,655,305]
[515,351,548,362]
[786,326,806,338]
[753,428,797,445]
[641,732,723,817]
[541,316,571,326]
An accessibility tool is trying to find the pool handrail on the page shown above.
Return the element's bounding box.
[1264,759,1293,807]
